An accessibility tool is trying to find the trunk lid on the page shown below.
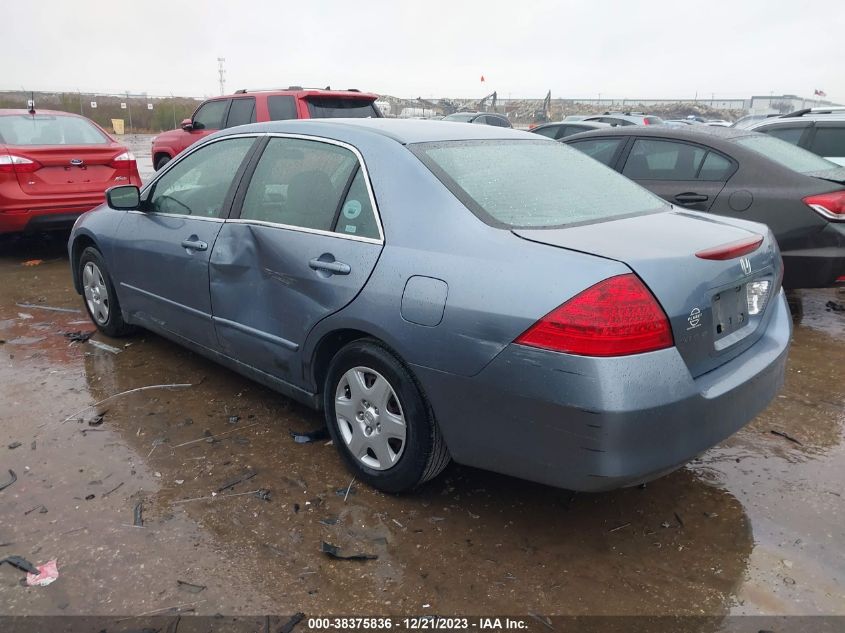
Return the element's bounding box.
[12,143,130,196]
[514,210,781,377]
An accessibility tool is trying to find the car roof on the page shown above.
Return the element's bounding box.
[535,121,611,129]
[0,108,88,118]
[564,124,752,144]
[751,112,845,127]
[225,88,378,99]
[215,118,535,145]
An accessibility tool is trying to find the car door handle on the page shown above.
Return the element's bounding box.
[309,257,351,275]
[181,238,208,251]
[674,192,709,204]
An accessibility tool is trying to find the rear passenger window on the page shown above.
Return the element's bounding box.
[336,170,379,239]
[267,96,298,121]
[762,126,805,145]
[623,139,705,180]
[226,98,256,128]
[568,138,623,166]
[810,127,845,158]
[486,115,510,128]
[240,137,380,239]
[698,152,734,181]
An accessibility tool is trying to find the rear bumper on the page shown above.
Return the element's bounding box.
[414,290,791,492]
[781,222,845,288]
[0,203,99,234]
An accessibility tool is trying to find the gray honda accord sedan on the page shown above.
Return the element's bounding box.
[68,119,791,493]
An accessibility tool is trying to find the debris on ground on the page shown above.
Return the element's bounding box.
[24,504,47,515]
[608,522,631,533]
[337,477,356,501]
[825,300,845,313]
[674,512,685,528]
[17,303,80,314]
[133,501,144,527]
[64,331,94,343]
[228,415,240,424]
[279,612,305,633]
[771,429,803,446]
[0,469,17,492]
[319,517,339,526]
[85,494,95,501]
[254,489,271,501]
[61,383,193,424]
[216,470,257,493]
[290,428,329,444]
[320,541,378,561]
[176,579,207,594]
[7,441,21,449]
[174,489,267,505]
[0,555,39,574]
[26,559,59,586]
[87,413,106,427]
[171,422,259,448]
[88,339,123,354]
[21,260,43,267]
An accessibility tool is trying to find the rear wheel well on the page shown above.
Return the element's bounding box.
[71,235,98,293]
[154,152,171,168]
[312,329,373,396]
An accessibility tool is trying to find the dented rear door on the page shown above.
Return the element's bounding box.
[209,135,384,386]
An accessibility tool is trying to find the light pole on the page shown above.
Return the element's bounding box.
[217,58,226,95]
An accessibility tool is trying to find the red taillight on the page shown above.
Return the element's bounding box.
[109,151,136,171]
[695,234,763,260]
[514,274,674,357]
[836,275,845,284]
[804,190,845,221]
[0,154,41,174]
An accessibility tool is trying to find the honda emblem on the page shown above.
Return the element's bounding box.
[740,257,752,275]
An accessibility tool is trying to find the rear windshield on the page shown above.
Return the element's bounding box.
[306,98,380,119]
[736,134,838,174]
[412,140,665,229]
[0,114,109,146]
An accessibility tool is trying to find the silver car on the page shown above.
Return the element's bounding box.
[68,119,790,493]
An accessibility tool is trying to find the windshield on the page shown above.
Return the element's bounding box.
[305,98,380,119]
[0,114,109,145]
[736,134,839,174]
[412,139,665,229]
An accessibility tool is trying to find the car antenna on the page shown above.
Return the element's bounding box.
[27,92,36,115]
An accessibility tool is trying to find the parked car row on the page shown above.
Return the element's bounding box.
[562,125,845,288]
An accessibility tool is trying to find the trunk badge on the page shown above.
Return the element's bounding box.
[70,158,84,166]
[740,257,752,275]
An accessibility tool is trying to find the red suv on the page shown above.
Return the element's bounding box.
[0,109,141,235]
[152,87,381,170]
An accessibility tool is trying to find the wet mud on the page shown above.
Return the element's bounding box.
[0,235,843,617]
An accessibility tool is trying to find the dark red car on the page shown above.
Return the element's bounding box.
[151,87,381,170]
[0,109,141,235]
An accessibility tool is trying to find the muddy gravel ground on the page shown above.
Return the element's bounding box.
[0,233,843,620]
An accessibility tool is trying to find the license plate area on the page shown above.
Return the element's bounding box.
[712,284,747,341]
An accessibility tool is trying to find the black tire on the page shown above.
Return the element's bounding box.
[78,246,135,337]
[154,155,171,171]
[323,339,450,493]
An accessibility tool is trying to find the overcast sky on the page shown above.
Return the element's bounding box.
[4,0,843,102]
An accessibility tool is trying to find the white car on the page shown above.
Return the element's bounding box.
[750,107,845,167]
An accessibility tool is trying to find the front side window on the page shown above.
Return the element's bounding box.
[226,98,256,128]
[192,100,229,130]
[761,125,805,145]
[567,138,624,166]
[0,114,109,145]
[413,139,664,229]
[532,126,560,139]
[736,135,838,174]
[148,138,255,217]
[622,139,706,180]
[240,137,380,239]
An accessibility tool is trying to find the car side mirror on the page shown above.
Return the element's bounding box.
[180,118,194,131]
[106,185,141,210]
